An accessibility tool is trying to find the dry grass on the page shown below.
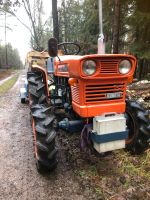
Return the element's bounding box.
[0,75,18,94]
[0,69,15,80]
[73,148,150,199]
[115,149,150,181]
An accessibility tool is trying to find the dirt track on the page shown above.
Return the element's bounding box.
[0,74,98,200]
[1,73,150,200]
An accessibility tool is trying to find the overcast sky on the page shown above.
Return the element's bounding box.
[0,0,57,63]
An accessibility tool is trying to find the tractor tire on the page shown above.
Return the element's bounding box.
[28,71,47,105]
[21,98,25,104]
[31,104,58,173]
[125,100,150,154]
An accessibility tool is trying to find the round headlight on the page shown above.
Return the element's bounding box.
[119,60,131,74]
[82,60,97,75]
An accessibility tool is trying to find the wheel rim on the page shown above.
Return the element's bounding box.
[125,111,136,144]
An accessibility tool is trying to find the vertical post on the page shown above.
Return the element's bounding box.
[98,0,105,54]
[99,0,103,35]
[52,0,59,42]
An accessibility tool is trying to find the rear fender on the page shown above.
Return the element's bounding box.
[31,64,49,97]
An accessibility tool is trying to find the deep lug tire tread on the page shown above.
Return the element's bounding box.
[28,72,47,105]
[126,100,150,154]
[46,130,56,144]
[28,71,57,173]
[32,104,58,173]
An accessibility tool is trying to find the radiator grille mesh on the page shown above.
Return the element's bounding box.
[85,83,125,103]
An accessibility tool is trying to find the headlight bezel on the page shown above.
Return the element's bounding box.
[82,60,97,76]
[118,59,132,74]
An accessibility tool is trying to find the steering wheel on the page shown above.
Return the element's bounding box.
[58,42,81,55]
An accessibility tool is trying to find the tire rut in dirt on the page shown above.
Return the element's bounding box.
[126,100,150,154]
[31,104,58,173]
[28,72,47,105]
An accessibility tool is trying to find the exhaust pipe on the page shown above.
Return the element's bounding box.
[98,0,105,54]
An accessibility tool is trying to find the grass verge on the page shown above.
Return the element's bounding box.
[0,75,18,94]
[0,69,16,80]
[115,149,150,181]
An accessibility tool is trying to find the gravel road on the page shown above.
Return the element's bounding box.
[0,74,99,200]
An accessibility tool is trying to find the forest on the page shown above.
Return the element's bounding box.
[0,1,150,199]
[0,43,22,68]
[0,0,150,79]
[57,0,150,79]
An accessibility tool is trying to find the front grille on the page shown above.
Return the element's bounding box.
[99,59,119,74]
[71,85,80,104]
[85,82,125,103]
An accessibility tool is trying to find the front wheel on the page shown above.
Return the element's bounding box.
[125,100,150,154]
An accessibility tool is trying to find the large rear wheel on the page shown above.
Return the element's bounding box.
[28,70,58,173]
[31,104,58,173]
[125,100,150,154]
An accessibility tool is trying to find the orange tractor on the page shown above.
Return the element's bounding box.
[27,38,150,173]
[26,0,149,173]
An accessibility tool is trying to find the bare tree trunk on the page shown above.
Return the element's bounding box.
[112,0,120,54]
[22,0,43,51]
[137,59,144,80]
[52,0,59,42]
[63,0,67,42]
